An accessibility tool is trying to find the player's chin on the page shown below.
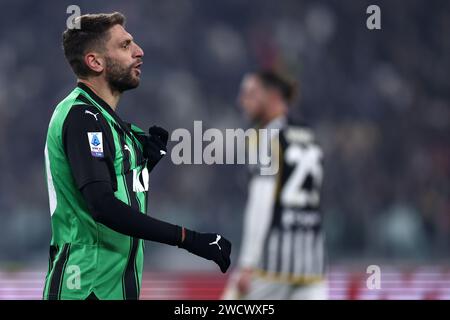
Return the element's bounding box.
[135,75,142,84]
[129,74,141,88]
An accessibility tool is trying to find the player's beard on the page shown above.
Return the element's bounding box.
[105,56,140,93]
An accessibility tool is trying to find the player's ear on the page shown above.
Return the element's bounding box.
[84,52,105,73]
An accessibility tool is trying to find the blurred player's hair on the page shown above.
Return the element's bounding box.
[62,12,125,78]
[256,70,298,104]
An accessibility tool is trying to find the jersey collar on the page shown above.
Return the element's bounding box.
[76,82,117,116]
[76,82,136,139]
[265,115,287,131]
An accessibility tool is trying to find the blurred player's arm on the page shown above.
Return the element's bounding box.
[236,175,276,293]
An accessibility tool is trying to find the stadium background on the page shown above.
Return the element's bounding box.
[0,0,448,299]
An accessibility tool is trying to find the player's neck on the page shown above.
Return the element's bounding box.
[78,78,121,111]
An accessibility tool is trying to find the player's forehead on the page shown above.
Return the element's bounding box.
[107,24,133,43]
[240,74,261,92]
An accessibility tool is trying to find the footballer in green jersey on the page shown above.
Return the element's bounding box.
[43,12,231,300]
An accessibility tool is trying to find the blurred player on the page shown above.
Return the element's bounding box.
[223,71,326,300]
[43,12,231,300]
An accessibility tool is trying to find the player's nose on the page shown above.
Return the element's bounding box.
[134,43,144,58]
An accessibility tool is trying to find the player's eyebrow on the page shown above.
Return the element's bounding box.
[121,38,133,46]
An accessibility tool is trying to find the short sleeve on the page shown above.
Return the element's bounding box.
[62,105,116,190]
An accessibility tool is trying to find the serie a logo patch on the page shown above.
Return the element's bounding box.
[87,132,104,157]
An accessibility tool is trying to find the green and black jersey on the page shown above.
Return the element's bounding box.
[43,83,149,300]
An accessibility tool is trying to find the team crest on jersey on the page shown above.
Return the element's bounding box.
[87,132,104,157]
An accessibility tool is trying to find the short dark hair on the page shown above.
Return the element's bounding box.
[256,70,298,104]
[62,12,125,78]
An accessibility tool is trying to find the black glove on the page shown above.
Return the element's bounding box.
[179,229,232,273]
[142,126,169,172]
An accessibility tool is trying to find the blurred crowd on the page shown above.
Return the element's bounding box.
[0,0,448,269]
